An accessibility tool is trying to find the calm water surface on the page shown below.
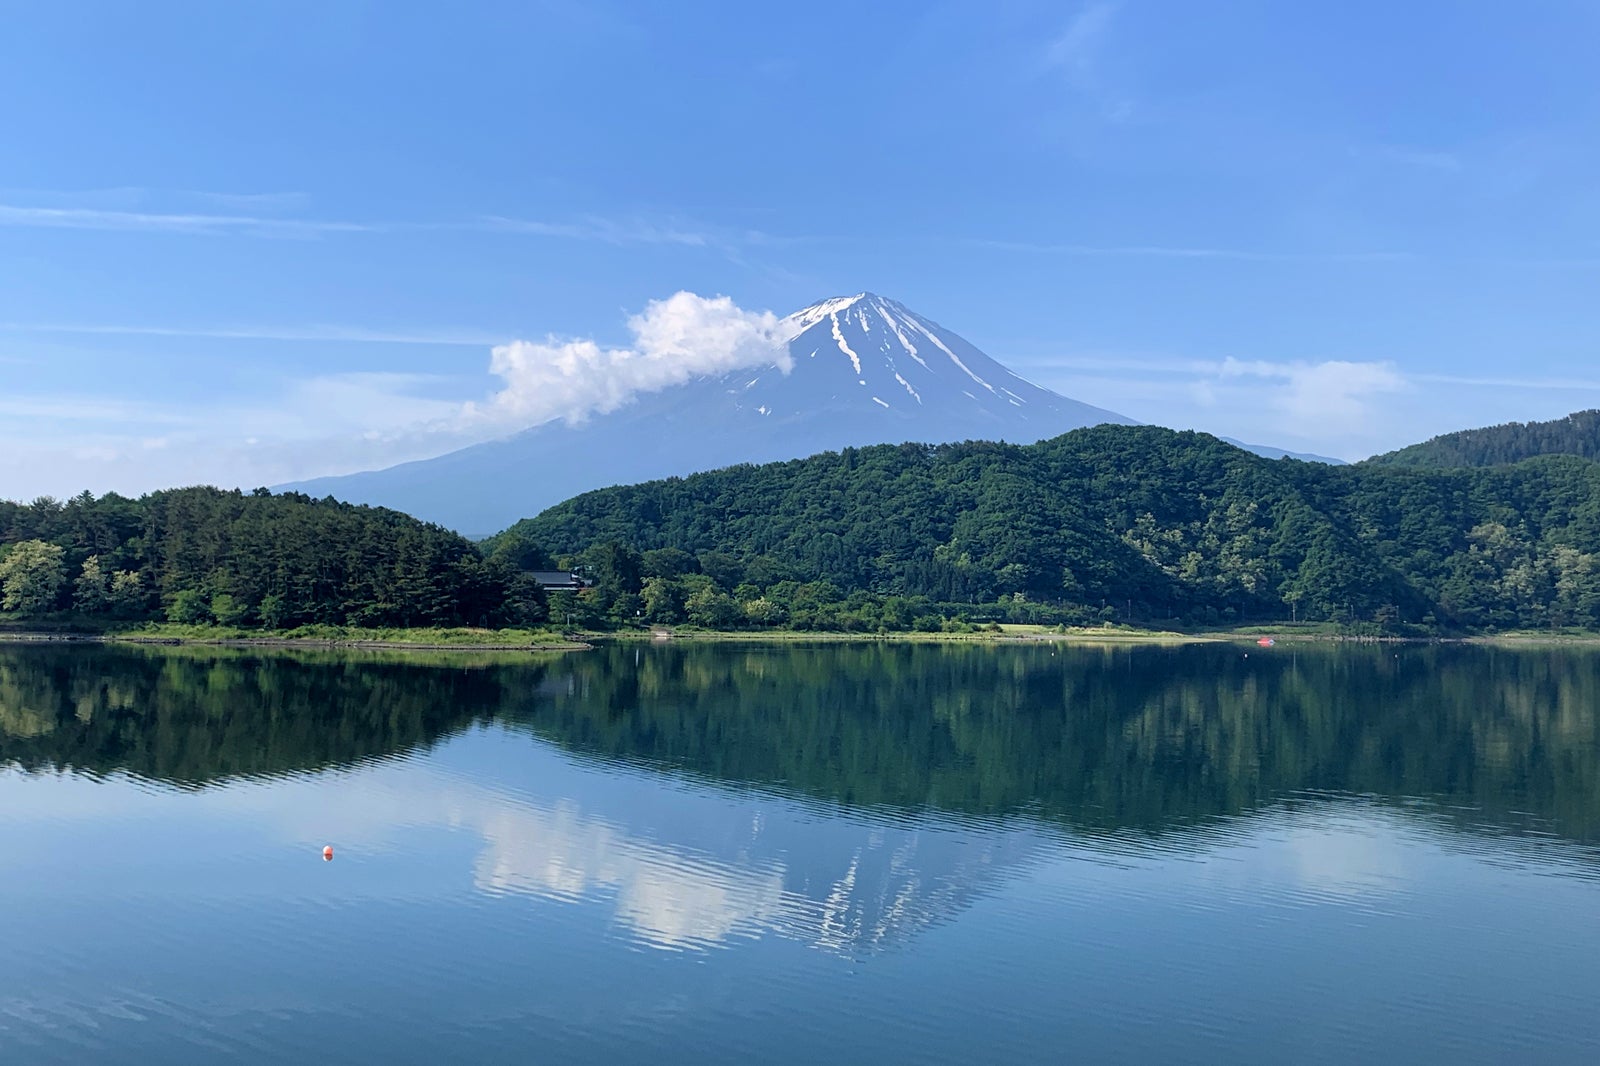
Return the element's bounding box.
[4,641,1600,1064]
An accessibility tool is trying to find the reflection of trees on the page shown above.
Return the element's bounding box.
[0,645,522,784]
[7,643,1600,848]
[504,643,1600,843]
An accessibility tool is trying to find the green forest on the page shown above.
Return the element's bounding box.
[0,487,545,630]
[10,420,1600,636]
[501,424,1600,633]
[1368,409,1600,468]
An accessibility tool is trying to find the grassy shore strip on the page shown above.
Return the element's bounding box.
[0,624,591,652]
[592,623,1215,645]
[1464,629,1600,645]
[7,620,1600,651]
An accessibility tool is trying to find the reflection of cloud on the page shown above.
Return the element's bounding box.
[233,753,1041,957]
[1284,823,1409,899]
[472,802,795,950]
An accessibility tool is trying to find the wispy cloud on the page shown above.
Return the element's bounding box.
[968,239,1415,263]
[1044,2,1131,120]
[1414,372,1600,391]
[184,190,313,212]
[0,371,479,501]
[0,203,377,237]
[1046,2,1117,83]
[0,199,793,260]
[478,214,714,247]
[0,321,502,347]
[1356,145,1464,173]
[0,395,196,425]
[970,239,1600,269]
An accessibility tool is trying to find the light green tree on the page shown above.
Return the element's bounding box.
[742,597,786,627]
[166,588,211,624]
[686,586,742,628]
[257,592,287,629]
[0,540,68,614]
[210,593,251,626]
[74,555,110,612]
[109,571,145,616]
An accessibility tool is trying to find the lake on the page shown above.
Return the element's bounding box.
[4,640,1600,1064]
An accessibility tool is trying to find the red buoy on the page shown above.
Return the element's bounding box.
[323,845,334,861]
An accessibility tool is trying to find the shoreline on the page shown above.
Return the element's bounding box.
[7,625,1600,652]
[0,632,592,652]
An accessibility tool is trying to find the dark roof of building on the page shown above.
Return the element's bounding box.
[527,570,590,587]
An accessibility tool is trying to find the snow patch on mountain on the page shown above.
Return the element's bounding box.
[831,315,863,375]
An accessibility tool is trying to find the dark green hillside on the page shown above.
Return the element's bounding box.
[499,424,1600,631]
[0,487,540,629]
[1367,409,1600,468]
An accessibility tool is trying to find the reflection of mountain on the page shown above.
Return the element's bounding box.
[9,641,1600,957]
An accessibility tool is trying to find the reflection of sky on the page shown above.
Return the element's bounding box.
[170,725,1055,955]
[2,725,1598,958]
[7,726,1600,1063]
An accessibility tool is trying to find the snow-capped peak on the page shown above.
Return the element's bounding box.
[779,292,875,338]
[727,291,1128,428]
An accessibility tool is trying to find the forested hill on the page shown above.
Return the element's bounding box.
[1366,409,1600,468]
[0,487,539,628]
[503,425,1600,631]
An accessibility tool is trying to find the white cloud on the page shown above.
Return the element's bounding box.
[1024,351,1414,459]
[464,291,787,429]
[1217,356,1407,426]
[0,293,789,501]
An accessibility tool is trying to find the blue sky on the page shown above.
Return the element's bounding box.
[4,0,1600,498]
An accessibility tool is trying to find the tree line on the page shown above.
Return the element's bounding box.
[0,488,546,629]
[12,421,1600,635]
[1367,408,1600,468]
[499,425,1600,632]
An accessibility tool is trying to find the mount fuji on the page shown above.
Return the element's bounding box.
[283,294,1220,533]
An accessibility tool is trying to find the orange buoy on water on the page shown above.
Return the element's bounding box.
[323,845,334,862]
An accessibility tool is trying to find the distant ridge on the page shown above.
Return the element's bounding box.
[1220,438,1344,465]
[1366,409,1600,467]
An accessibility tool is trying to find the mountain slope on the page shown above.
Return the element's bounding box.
[506,423,1600,629]
[1366,409,1600,467]
[286,293,1132,533]
[1221,437,1345,464]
